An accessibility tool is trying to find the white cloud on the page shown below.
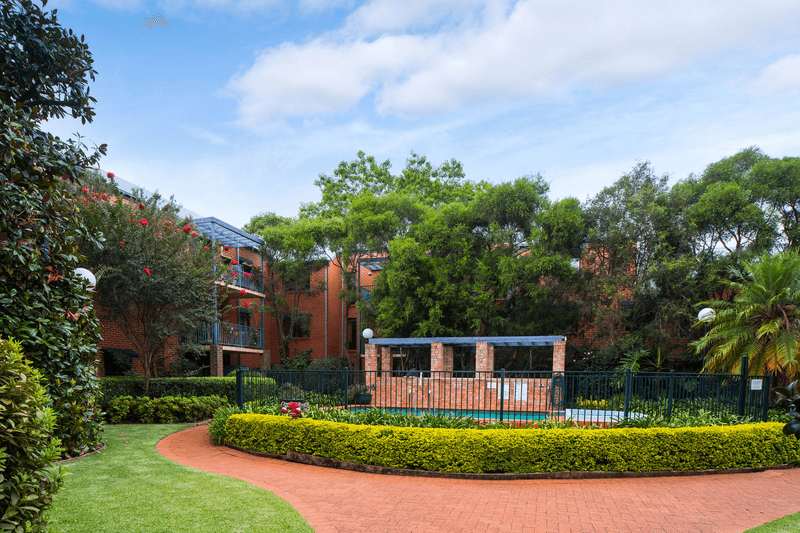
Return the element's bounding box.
[742,54,800,96]
[179,125,229,145]
[227,0,800,124]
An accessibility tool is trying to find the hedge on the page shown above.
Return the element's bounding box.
[107,395,228,424]
[100,377,236,409]
[224,415,800,474]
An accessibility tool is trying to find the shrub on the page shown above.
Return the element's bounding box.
[306,357,348,371]
[0,338,64,532]
[100,377,236,410]
[106,395,227,424]
[225,415,800,474]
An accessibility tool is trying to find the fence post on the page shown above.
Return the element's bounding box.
[236,368,244,409]
[344,367,349,411]
[761,372,772,422]
[623,369,632,421]
[666,370,675,420]
[499,368,505,424]
[738,355,748,417]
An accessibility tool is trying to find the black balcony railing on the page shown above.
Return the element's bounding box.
[181,321,262,349]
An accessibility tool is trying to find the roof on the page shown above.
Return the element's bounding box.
[194,217,264,249]
[359,257,387,272]
[368,336,565,347]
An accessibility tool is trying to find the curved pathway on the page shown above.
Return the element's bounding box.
[158,425,800,533]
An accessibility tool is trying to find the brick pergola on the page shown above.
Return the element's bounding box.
[364,336,566,373]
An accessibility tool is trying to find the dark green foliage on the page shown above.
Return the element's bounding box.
[0,338,64,532]
[99,377,237,410]
[105,395,227,424]
[773,381,800,439]
[0,0,105,456]
[306,357,348,371]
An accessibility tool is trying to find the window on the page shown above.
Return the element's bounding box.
[347,318,357,351]
[283,314,311,338]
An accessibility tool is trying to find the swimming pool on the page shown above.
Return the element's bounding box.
[348,406,548,421]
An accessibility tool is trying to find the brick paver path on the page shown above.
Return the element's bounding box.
[158,425,800,532]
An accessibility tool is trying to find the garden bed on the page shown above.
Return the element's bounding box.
[223,414,800,474]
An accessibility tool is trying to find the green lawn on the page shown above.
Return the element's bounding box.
[745,512,800,533]
[49,424,312,533]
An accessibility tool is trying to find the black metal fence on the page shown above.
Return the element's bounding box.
[236,364,772,424]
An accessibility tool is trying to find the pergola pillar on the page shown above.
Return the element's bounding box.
[364,343,378,371]
[553,340,566,372]
[476,342,494,372]
[381,346,393,372]
[210,345,223,377]
[431,343,454,372]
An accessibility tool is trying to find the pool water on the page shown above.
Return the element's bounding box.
[349,406,548,421]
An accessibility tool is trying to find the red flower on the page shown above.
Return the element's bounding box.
[101,194,108,200]
[240,289,246,294]
[244,272,252,279]
[120,241,124,246]
[129,219,134,223]
[243,302,251,308]
[81,187,89,194]
[156,232,162,236]
[182,225,191,233]
[144,268,151,276]
[203,246,209,250]
[167,221,173,226]
[107,172,115,179]
[93,192,100,198]
[81,198,88,204]
[139,219,148,226]
[138,203,145,210]
[223,245,230,250]
[231,260,239,265]
[191,231,197,237]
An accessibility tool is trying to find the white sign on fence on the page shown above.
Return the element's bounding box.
[515,383,528,401]
[750,379,763,391]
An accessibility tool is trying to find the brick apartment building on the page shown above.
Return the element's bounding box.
[95,175,371,377]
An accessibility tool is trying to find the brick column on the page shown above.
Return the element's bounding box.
[431,343,443,371]
[380,346,393,372]
[553,340,566,372]
[364,343,378,371]
[260,350,270,370]
[476,342,494,372]
[210,345,223,377]
[442,345,454,372]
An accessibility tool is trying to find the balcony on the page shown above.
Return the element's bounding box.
[219,264,263,294]
[182,321,263,350]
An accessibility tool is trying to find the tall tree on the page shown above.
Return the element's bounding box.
[0,0,105,456]
[79,177,219,393]
[245,213,331,364]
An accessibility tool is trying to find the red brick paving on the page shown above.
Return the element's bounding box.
[157,425,800,533]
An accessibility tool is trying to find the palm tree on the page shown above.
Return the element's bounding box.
[693,249,800,381]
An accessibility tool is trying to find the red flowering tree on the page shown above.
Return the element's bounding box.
[78,174,219,393]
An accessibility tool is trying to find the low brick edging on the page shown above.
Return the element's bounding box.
[224,442,797,480]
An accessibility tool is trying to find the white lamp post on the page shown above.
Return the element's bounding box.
[74,267,96,290]
[362,328,373,340]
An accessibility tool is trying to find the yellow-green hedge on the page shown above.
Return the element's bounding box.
[224,414,800,473]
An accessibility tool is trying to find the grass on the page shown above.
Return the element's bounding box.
[48,424,313,533]
[745,512,800,532]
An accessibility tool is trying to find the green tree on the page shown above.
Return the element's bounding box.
[0,0,105,456]
[693,249,800,381]
[245,213,331,364]
[0,337,64,533]
[79,177,219,394]
[753,156,800,250]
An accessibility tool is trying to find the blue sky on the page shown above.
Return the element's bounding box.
[44,0,800,229]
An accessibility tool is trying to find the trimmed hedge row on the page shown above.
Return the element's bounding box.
[224,415,800,473]
[107,395,228,424]
[100,377,236,409]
